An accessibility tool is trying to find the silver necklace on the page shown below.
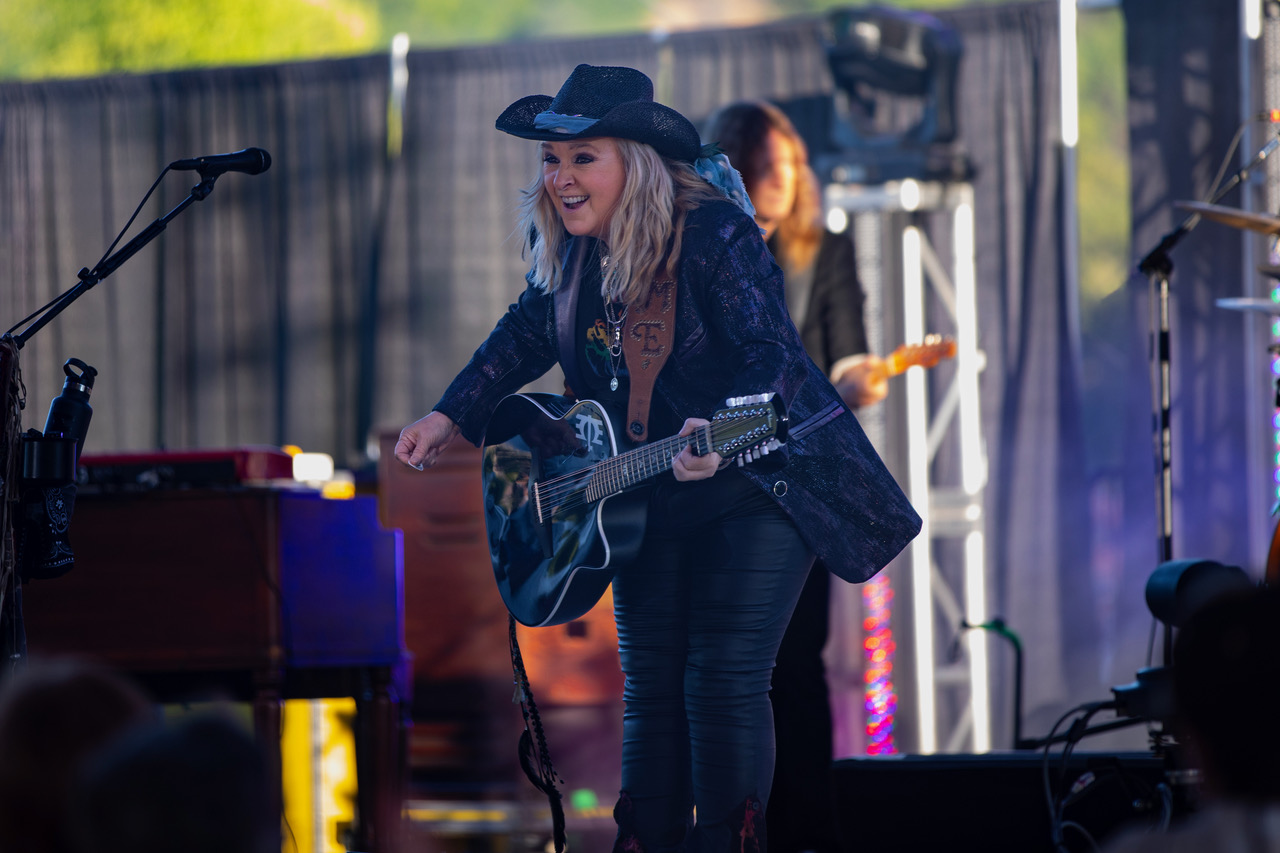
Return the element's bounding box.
[604,297,627,391]
[600,252,627,391]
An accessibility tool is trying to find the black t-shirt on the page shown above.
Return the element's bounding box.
[768,229,869,375]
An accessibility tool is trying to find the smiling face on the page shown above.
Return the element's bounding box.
[541,138,627,239]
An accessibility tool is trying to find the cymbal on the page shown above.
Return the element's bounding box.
[1216,297,1280,315]
[1175,200,1280,235]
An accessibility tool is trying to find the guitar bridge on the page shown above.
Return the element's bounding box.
[532,481,544,525]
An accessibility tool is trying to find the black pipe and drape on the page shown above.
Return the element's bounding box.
[0,2,1141,752]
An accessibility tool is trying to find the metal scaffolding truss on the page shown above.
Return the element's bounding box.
[825,178,991,755]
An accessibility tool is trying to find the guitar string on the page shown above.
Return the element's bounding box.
[537,433,695,508]
[534,423,717,499]
[531,411,766,502]
[531,420,763,509]
[534,432,691,507]
[531,428,696,493]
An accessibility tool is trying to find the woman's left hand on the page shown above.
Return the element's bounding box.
[830,353,889,409]
[672,418,722,482]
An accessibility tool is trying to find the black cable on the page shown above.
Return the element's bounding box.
[1059,819,1102,853]
[1204,119,1252,204]
[1145,611,1158,670]
[6,166,171,337]
[1042,700,1118,852]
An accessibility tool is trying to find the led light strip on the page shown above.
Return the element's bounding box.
[863,574,897,754]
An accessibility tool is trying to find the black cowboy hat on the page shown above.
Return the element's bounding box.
[495,64,702,163]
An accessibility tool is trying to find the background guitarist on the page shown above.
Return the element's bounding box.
[707,100,890,853]
[396,65,920,852]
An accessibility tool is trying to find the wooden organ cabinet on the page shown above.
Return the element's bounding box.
[21,459,408,853]
[375,432,624,822]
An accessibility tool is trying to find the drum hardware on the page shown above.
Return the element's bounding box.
[1215,296,1280,316]
[1172,200,1280,235]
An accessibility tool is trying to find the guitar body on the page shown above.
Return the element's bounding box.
[482,394,647,627]
[482,391,786,627]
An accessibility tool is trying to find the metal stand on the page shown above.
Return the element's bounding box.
[1136,246,1178,570]
[825,178,989,755]
[0,337,23,678]
[2,173,221,675]
[1132,130,1280,662]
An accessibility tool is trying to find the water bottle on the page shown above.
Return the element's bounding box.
[18,357,97,582]
[43,357,97,457]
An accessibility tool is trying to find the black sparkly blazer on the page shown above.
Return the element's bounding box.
[433,199,921,583]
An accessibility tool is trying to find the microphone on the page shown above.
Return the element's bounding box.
[169,147,272,176]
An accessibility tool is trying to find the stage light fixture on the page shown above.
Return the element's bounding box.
[1112,559,1253,722]
[1144,558,1254,629]
[819,6,970,184]
[825,6,960,146]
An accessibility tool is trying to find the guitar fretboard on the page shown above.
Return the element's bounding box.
[584,430,707,503]
[531,401,779,524]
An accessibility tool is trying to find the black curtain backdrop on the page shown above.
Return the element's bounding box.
[0,2,1086,753]
[927,2,1092,747]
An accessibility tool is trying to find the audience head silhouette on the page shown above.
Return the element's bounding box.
[1173,584,1280,802]
[68,711,277,853]
[0,658,153,853]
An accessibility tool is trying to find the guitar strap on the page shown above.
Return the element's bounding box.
[554,237,590,399]
[619,272,676,443]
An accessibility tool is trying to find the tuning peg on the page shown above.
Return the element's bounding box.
[725,392,776,407]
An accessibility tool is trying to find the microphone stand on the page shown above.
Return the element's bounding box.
[1134,132,1279,664]
[1,171,220,675]
[10,174,218,349]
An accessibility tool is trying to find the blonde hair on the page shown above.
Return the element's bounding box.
[704,100,822,273]
[516,138,723,304]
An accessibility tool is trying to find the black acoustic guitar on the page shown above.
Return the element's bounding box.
[481,392,787,627]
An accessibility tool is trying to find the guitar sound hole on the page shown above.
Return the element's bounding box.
[566,621,588,638]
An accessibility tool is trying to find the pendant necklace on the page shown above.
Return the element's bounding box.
[601,253,626,392]
[604,297,627,391]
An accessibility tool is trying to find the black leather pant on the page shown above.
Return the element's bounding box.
[612,469,815,852]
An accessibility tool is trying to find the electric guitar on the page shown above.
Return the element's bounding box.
[829,334,958,389]
[881,334,957,377]
[481,392,787,627]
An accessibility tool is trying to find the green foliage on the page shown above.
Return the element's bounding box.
[777,0,1021,11]
[0,0,659,80]
[0,0,1015,82]
[0,0,381,80]
[1076,6,1131,309]
[372,0,650,48]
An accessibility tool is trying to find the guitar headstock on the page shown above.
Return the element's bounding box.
[707,393,787,462]
[887,334,957,375]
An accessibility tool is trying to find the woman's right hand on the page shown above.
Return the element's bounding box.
[394,411,460,471]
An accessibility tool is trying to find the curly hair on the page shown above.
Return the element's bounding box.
[704,100,822,273]
[516,138,723,304]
